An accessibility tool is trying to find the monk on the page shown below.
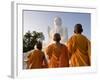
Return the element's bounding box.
[26,41,48,69]
[46,33,69,68]
[67,24,91,67]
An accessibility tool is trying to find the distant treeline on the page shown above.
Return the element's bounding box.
[23,31,44,52]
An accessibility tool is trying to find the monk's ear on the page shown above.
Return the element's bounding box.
[74,30,76,33]
[81,28,83,33]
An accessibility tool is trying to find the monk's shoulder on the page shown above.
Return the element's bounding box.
[80,34,90,42]
[27,49,34,57]
[33,49,42,56]
[31,50,37,56]
[60,43,67,48]
[33,50,44,58]
[48,43,55,49]
[81,34,88,39]
[69,34,76,41]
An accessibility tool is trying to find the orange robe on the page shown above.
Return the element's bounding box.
[67,34,91,67]
[46,43,69,68]
[27,49,48,69]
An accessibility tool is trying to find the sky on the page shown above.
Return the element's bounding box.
[23,10,91,43]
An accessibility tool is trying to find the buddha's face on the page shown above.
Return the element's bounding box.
[54,17,62,26]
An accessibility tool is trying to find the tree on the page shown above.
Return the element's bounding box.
[23,31,45,52]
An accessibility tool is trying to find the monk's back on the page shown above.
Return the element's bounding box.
[51,44,64,58]
[47,43,69,67]
[48,43,66,58]
[74,34,89,52]
[30,50,44,68]
[68,34,90,66]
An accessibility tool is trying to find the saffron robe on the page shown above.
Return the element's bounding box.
[27,49,48,69]
[67,34,91,67]
[46,43,69,68]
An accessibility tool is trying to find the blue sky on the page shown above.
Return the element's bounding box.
[23,10,91,42]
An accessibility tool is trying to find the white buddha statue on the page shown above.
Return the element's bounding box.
[48,16,68,44]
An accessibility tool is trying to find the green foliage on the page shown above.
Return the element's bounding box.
[23,31,45,52]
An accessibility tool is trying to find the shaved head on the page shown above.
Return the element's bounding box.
[74,24,83,34]
[53,33,61,42]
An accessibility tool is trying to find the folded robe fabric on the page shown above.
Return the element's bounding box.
[67,34,91,67]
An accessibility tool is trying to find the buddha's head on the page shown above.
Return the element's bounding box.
[54,16,62,26]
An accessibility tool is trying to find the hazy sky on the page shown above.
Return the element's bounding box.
[23,10,91,43]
